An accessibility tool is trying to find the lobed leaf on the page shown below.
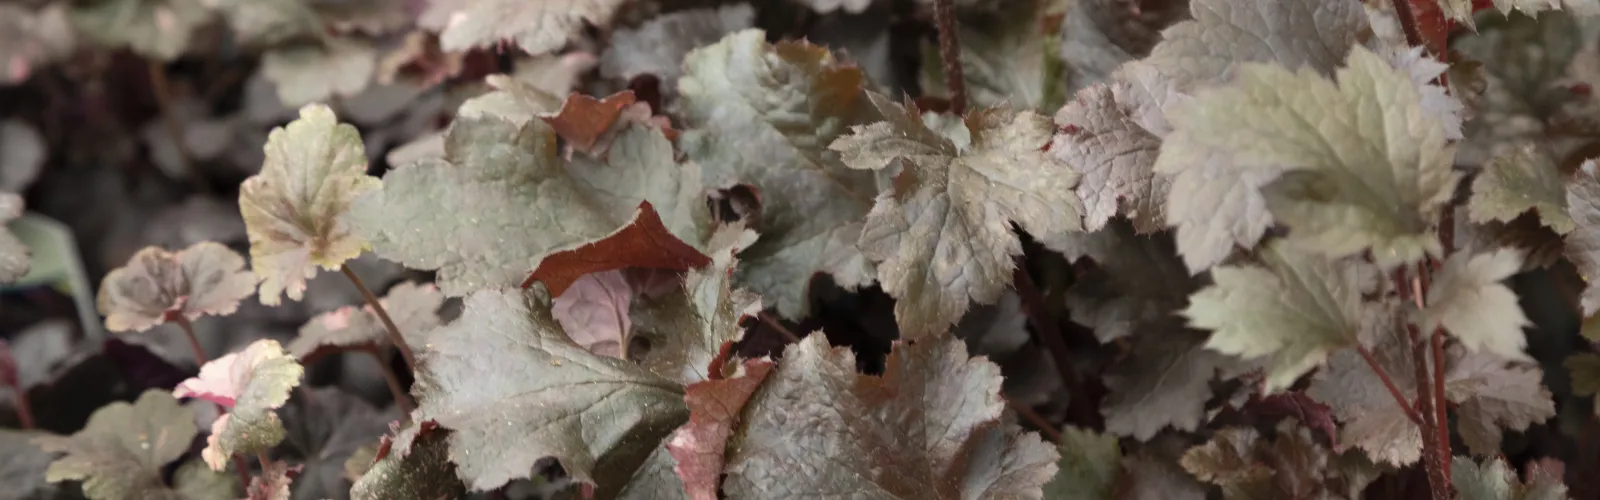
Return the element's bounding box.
[1564,160,1600,315]
[35,390,232,499]
[722,333,1060,498]
[1159,44,1459,269]
[259,38,378,107]
[1184,241,1380,393]
[240,104,379,305]
[1042,426,1123,500]
[679,29,880,320]
[349,113,712,297]
[1469,144,1575,233]
[349,420,467,500]
[68,0,210,61]
[666,358,775,500]
[96,241,259,333]
[1452,455,1570,500]
[174,339,304,470]
[426,0,626,56]
[829,92,1081,338]
[411,286,688,493]
[1423,248,1533,362]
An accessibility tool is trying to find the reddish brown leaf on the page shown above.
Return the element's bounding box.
[667,358,775,500]
[522,201,712,296]
[543,91,639,151]
[1247,391,1339,449]
[377,32,465,87]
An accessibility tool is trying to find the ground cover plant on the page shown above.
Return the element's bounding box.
[4,0,1600,498]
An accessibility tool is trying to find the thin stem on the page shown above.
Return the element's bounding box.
[1356,345,1424,426]
[340,266,418,373]
[9,384,34,430]
[146,61,208,194]
[1013,264,1102,429]
[172,315,208,368]
[1006,398,1062,443]
[1389,0,1426,49]
[1409,325,1450,500]
[365,346,415,415]
[757,312,801,343]
[1431,327,1450,477]
[256,450,271,467]
[932,0,967,114]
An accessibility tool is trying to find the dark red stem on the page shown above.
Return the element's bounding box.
[932,0,967,114]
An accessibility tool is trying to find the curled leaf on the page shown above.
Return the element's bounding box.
[97,242,259,333]
[666,358,775,500]
[240,104,380,305]
[174,339,304,470]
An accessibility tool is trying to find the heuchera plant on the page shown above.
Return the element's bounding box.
[14,0,1600,498]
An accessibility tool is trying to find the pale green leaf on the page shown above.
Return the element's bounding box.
[288,281,444,357]
[829,92,1082,338]
[1160,45,1459,269]
[1564,161,1600,315]
[1043,426,1122,499]
[723,333,1060,498]
[1136,0,1369,272]
[0,193,31,283]
[1423,249,1533,362]
[679,29,879,320]
[349,115,711,297]
[96,242,259,333]
[34,390,227,500]
[1452,455,1570,500]
[173,339,305,470]
[1185,241,1379,393]
[259,38,377,107]
[412,287,688,493]
[1469,144,1575,233]
[241,104,378,305]
[426,0,626,55]
[68,0,210,61]
[919,1,1066,111]
[456,74,564,127]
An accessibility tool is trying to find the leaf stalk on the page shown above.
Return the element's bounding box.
[340,266,419,373]
[932,0,967,114]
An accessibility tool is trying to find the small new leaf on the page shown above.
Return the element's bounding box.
[1469,144,1575,234]
[679,29,879,320]
[1423,249,1533,362]
[35,390,230,500]
[723,333,1060,497]
[240,104,380,305]
[1158,45,1459,269]
[1183,241,1379,393]
[97,242,259,333]
[829,92,1082,338]
[173,339,304,470]
[288,281,444,358]
[411,287,688,493]
[246,460,300,500]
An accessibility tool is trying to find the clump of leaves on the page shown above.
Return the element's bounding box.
[27,0,1600,498]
